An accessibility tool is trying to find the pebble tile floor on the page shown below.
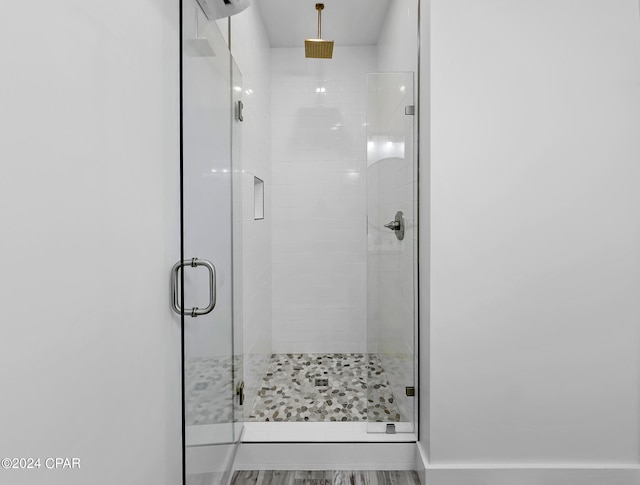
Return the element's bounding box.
[230,470,421,485]
[185,357,234,426]
[248,353,402,422]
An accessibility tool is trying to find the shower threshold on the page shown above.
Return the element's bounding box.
[184,422,415,447]
[241,421,416,443]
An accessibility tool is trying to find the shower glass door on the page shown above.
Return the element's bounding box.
[366,72,417,434]
[180,1,242,482]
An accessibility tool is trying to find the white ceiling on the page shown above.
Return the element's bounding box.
[254,0,392,48]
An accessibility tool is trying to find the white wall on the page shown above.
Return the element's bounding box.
[270,47,374,354]
[229,3,273,415]
[0,1,181,484]
[428,0,640,465]
[377,0,419,73]
[418,0,431,460]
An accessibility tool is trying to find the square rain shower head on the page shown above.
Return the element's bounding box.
[304,39,334,59]
[305,3,333,59]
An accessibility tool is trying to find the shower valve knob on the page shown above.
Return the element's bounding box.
[384,211,405,240]
[384,221,401,231]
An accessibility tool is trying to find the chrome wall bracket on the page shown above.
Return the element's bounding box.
[237,100,244,122]
[171,258,217,317]
[236,381,245,406]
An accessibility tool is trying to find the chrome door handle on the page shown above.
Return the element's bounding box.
[171,258,217,317]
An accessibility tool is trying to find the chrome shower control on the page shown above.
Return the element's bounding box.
[384,211,405,240]
[384,221,401,230]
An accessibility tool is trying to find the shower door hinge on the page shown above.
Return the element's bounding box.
[236,100,244,122]
[405,386,415,397]
[236,381,245,406]
[405,105,415,116]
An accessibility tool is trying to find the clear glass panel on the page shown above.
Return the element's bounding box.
[231,57,245,430]
[366,72,416,433]
[181,1,241,481]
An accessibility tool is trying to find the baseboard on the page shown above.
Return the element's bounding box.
[415,443,640,485]
[416,442,428,484]
[422,467,640,485]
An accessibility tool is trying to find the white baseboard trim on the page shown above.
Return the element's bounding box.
[416,443,640,485]
[416,442,428,484]
[234,442,417,471]
[421,468,640,485]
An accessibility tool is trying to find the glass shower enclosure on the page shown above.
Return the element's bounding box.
[366,72,417,434]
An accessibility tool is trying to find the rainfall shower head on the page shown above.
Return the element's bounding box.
[305,3,334,59]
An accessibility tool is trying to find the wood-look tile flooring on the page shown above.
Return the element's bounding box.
[231,470,421,485]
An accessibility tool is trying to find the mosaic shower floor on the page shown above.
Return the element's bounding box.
[248,353,401,422]
[185,356,234,426]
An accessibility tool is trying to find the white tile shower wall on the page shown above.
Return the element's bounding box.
[270,47,375,353]
[230,5,273,414]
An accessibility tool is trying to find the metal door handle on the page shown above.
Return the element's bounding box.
[171,258,217,317]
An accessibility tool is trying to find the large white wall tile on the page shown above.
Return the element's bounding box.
[270,47,375,353]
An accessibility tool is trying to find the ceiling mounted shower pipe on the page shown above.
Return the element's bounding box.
[305,3,334,59]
